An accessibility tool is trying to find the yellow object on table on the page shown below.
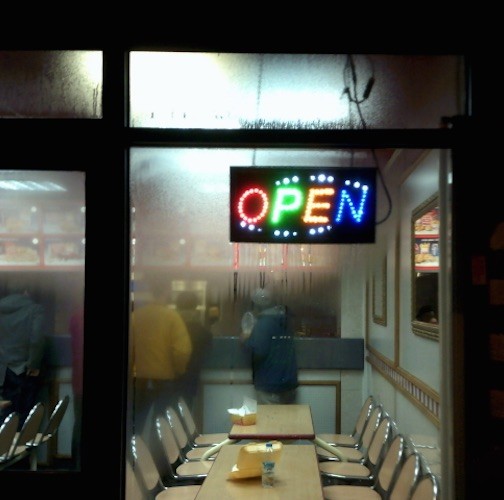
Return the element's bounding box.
[228,441,283,479]
[228,396,258,425]
[229,412,257,426]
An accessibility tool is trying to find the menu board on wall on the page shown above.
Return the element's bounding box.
[0,202,85,269]
[0,237,41,266]
[414,207,439,272]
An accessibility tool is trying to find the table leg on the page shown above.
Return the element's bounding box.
[312,436,348,461]
[200,438,237,460]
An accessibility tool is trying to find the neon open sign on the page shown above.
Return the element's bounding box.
[230,166,377,244]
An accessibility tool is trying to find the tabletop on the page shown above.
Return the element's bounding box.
[201,403,346,461]
[194,443,324,499]
[229,404,316,441]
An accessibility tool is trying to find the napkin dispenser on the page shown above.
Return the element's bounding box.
[227,396,257,425]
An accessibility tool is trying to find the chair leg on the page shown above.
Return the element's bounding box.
[29,449,38,471]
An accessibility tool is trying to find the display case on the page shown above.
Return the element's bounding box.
[0,201,85,269]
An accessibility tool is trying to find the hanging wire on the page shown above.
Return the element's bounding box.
[342,54,393,225]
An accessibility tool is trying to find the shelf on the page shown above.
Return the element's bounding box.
[0,201,85,270]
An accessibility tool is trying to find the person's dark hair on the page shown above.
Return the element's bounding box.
[416,305,436,320]
[144,272,171,300]
[176,290,198,311]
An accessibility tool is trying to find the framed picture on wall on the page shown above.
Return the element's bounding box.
[414,204,439,272]
[411,193,439,340]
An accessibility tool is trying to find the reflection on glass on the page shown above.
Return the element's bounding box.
[129,53,462,130]
[0,170,85,471]
[0,51,102,118]
[128,147,376,338]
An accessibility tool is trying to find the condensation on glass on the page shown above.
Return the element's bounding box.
[0,51,102,118]
[0,170,85,470]
[129,53,464,129]
[129,146,394,338]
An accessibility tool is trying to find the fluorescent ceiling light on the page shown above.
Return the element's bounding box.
[0,180,67,192]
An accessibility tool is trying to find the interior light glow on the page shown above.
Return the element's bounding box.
[0,180,66,192]
[81,51,102,88]
[130,53,350,129]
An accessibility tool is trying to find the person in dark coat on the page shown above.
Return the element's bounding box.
[241,287,298,404]
[176,290,213,413]
[69,303,84,468]
[0,280,47,428]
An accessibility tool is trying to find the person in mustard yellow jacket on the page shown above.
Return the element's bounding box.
[132,274,192,438]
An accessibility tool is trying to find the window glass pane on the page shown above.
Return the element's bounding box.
[128,146,395,461]
[130,53,463,129]
[0,170,85,471]
[0,51,102,118]
[130,147,392,336]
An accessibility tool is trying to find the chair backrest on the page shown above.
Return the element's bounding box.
[131,434,162,494]
[156,414,184,467]
[389,451,422,500]
[177,397,197,439]
[374,433,406,495]
[39,395,70,443]
[126,458,146,500]
[155,415,211,484]
[358,404,383,451]
[165,406,190,451]
[0,412,19,460]
[410,472,440,500]
[15,402,45,448]
[353,395,375,438]
[366,415,392,470]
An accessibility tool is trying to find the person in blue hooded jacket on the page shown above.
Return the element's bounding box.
[240,287,298,405]
[0,280,47,428]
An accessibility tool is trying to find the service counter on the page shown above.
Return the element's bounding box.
[200,336,365,437]
[203,336,364,370]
